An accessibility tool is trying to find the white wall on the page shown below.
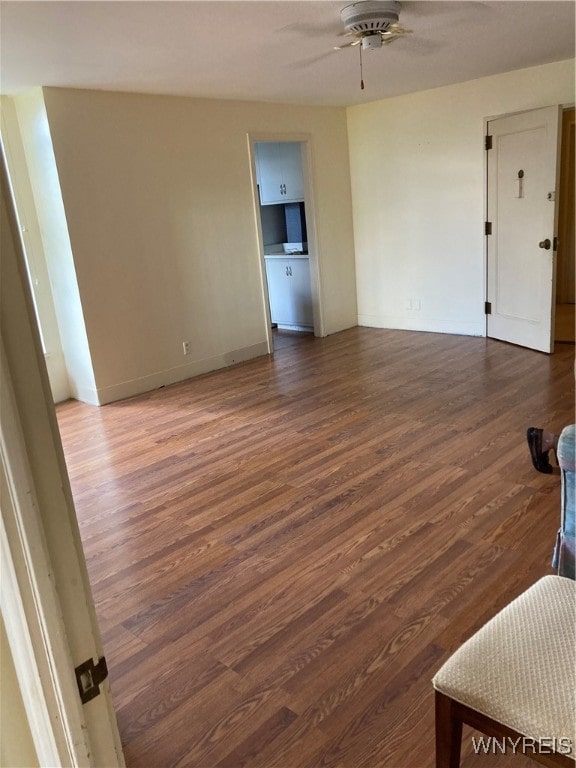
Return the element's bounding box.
[11,90,98,403]
[40,89,357,404]
[347,59,575,337]
[1,96,71,403]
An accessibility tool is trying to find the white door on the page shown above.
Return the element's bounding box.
[486,106,561,353]
[1,157,125,767]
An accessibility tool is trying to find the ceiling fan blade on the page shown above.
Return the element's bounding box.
[292,49,339,69]
[334,40,361,50]
[382,25,412,36]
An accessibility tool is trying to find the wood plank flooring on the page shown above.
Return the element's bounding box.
[56,328,575,768]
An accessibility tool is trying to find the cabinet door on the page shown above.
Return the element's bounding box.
[289,259,313,326]
[280,143,305,203]
[256,143,285,205]
[255,142,305,205]
[265,258,313,328]
[265,259,294,324]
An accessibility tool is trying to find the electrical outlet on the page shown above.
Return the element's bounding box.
[182,341,191,355]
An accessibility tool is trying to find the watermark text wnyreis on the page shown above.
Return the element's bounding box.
[472,736,573,756]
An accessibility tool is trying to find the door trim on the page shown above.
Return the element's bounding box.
[556,107,575,306]
[247,132,325,349]
[1,339,90,766]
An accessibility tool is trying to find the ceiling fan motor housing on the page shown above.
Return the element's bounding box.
[340,1,400,34]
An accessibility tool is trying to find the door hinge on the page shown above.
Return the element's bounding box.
[485,221,492,236]
[485,135,493,150]
[75,656,108,704]
[485,301,492,315]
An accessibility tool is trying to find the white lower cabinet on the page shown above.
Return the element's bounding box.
[265,257,313,330]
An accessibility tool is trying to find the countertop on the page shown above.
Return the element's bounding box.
[264,243,308,258]
[264,253,309,259]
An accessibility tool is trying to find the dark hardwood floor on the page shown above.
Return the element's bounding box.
[56,328,575,768]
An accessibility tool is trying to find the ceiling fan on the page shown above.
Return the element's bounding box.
[335,0,411,52]
[333,0,411,89]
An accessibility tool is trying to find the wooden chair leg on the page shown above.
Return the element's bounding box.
[435,690,463,768]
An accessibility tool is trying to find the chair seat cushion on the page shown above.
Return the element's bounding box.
[433,576,576,748]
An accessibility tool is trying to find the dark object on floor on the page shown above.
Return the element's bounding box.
[526,426,553,474]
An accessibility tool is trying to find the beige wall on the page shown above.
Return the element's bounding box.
[40,89,357,404]
[15,62,573,405]
[347,59,575,336]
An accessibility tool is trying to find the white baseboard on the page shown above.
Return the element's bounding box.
[357,314,485,337]
[83,342,270,406]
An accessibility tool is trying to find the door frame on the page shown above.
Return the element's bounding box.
[1,341,90,766]
[556,106,576,305]
[247,132,325,351]
[483,104,564,351]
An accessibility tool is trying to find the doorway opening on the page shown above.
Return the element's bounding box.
[250,137,321,352]
[555,107,575,344]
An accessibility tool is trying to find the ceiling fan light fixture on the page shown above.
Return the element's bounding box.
[340,0,400,34]
[361,33,383,50]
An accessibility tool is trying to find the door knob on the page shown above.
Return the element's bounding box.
[539,239,551,250]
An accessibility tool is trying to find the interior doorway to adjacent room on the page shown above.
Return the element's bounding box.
[555,107,575,344]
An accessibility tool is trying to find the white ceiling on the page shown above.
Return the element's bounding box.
[1,1,574,108]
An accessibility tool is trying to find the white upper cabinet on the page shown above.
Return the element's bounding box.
[255,142,305,205]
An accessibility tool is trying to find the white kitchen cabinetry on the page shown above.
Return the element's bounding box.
[265,257,313,331]
[255,142,304,205]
